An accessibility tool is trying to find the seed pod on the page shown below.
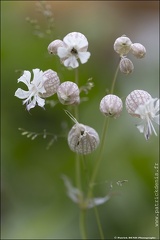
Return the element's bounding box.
[119,57,134,74]
[48,39,65,55]
[125,90,152,117]
[68,123,100,155]
[100,94,123,118]
[41,69,60,98]
[114,35,132,56]
[65,110,100,155]
[131,43,146,58]
[57,81,80,105]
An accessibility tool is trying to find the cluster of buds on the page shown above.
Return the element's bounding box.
[114,35,146,74]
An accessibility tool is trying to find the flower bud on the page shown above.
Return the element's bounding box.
[119,57,134,74]
[131,43,146,58]
[114,35,132,56]
[48,39,64,55]
[57,81,80,105]
[100,94,123,118]
[68,123,100,155]
[41,69,60,98]
[125,90,152,117]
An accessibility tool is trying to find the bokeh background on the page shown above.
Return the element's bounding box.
[1,1,159,239]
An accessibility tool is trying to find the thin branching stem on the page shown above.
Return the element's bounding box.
[74,68,79,121]
[85,61,120,239]
[87,60,120,198]
[110,60,120,94]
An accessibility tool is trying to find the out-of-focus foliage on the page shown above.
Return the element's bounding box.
[1,1,159,239]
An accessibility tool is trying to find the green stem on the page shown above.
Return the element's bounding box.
[73,68,88,239]
[87,61,120,197]
[76,153,82,196]
[75,68,81,190]
[94,205,105,240]
[82,156,105,239]
[74,68,79,121]
[80,208,88,239]
[110,61,120,94]
[81,155,90,188]
[87,117,109,200]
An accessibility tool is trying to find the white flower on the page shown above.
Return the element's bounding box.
[126,90,159,140]
[57,32,91,68]
[15,68,46,111]
[135,98,159,140]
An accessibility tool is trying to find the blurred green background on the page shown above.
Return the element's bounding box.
[1,1,159,239]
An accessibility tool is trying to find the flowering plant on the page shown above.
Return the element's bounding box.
[12,2,159,239]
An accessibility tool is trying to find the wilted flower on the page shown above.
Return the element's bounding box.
[61,175,111,209]
[57,32,91,68]
[100,94,123,118]
[15,68,46,111]
[119,57,134,74]
[131,43,146,58]
[114,35,132,56]
[125,90,159,140]
[57,81,80,105]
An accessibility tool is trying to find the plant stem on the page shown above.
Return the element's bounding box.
[110,60,120,94]
[80,208,88,239]
[74,68,81,190]
[94,205,105,240]
[82,155,105,239]
[85,61,120,239]
[87,61,120,198]
[74,68,88,239]
[74,68,79,121]
[87,117,110,200]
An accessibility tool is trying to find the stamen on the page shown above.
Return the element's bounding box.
[71,48,78,55]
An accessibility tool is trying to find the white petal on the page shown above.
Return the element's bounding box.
[15,88,30,99]
[136,123,145,133]
[76,38,88,49]
[61,175,82,204]
[32,68,43,86]
[63,35,75,47]
[26,99,36,111]
[18,70,31,86]
[57,47,69,58]
[87,195,110,209]
[36,95,45,108]
[78,51,91,64]
[153,115,160,125]
[136,123,150,140]
[64,56,79,68]
[153,98,160,113]
[64,33,88,49]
